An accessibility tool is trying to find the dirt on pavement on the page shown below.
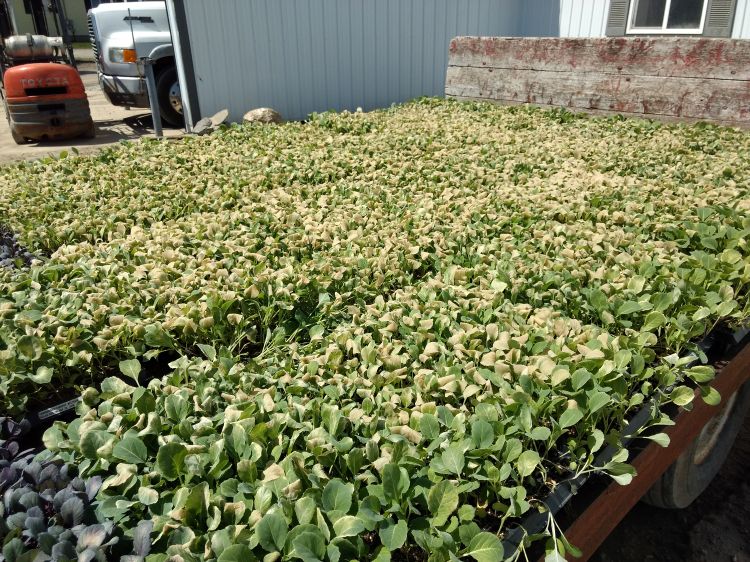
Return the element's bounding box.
[1,62,183,165]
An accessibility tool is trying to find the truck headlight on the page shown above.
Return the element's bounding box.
[109,48,137,63]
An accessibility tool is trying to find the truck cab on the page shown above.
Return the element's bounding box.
[87,1,182,126]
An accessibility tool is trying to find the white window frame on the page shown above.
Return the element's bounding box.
[626,0,709,34]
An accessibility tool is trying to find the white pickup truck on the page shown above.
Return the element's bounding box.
[87,1,182,126]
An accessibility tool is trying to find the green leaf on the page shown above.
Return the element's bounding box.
[113,436,148,464]
[644,433,670,447]
[118,359,141,384]
[256,511,288,552]
[692,307,711,321]
[571,369,591,390]
[322,479,353,513]
[464,532,504,562]
[688,366,715,384]
[559,408,583,429]
[617,301,642,316]
[420,414,440,440]
[138,487,159,506]
[441,444,465,475]
[292,530,326,561]
[79,430,112,460]
[589,289,608,312]
[642,311,666,331]
[197,343,216,360]
[165,394,188,422]
[29,366,53,384]
[217,544,254,562]
[379,520,408,551]
[587,391,611,414]
[332,515,364,538]
[17,335,43,361]
[156,442,188,480]
[700,385,721,406]
[516,450,539,479]
[295,497,317,525]
[471,419,494,449]
[382,464,406,500]
[530,427,551,441]
[670,386,695,407]
[427,481,459,527]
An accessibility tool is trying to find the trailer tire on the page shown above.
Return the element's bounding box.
[642,380,750,509]
[155,66,184,128]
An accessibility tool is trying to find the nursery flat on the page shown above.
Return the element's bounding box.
[0,99,748,561]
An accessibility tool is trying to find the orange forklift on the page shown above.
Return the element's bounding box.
[0,0,94,144]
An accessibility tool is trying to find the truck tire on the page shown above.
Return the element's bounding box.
[155,66,184,128]
[642,380,750,509]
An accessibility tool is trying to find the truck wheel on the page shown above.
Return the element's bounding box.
[642,380,750,509]
[155,66,184,128]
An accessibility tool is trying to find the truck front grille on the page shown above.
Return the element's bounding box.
[88,15,99,62]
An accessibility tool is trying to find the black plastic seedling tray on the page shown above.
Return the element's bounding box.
[501,325,750,555]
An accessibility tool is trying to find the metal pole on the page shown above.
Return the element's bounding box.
[140,57,163,138]
[51,0,76,67]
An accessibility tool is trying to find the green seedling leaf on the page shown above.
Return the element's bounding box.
[559,408,583,429]
[118,359,141,385]
[427,481,459,527]
[379,520,408,551]
[516,450,540,479]
[332,515,364,538]
[257,511,288,552]
[322,479,353,513]
[156,442,188,480]
[464,532,504,562]
[113,436,148,464]
[670,386,695,407]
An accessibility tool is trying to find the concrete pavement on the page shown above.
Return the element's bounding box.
[1,62,184,166]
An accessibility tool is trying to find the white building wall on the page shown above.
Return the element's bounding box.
[559,0,609,37]
[734,0,750,37]
[558,0,750,38]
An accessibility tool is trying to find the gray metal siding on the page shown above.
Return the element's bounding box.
[521,0,562,36]
[559,0,750,38]
[178,0,522,123]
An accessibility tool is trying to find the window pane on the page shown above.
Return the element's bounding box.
[633,0,667,27]
[667,0,705,28]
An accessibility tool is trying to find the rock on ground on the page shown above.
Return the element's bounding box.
[243,108,283,124]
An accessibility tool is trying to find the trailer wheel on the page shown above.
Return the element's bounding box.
[643,380,750,509]
[155,66,184,128]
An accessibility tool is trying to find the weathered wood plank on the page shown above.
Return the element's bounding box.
[446,64,750,123]
[449,96,750,129]
[449,36,750,81]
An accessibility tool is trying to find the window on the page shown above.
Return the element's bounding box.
[606,0,738,37]
[627,0,708,34]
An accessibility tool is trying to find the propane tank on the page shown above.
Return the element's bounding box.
[2,35,64,60]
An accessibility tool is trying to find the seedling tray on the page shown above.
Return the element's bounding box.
[502,325,750,557]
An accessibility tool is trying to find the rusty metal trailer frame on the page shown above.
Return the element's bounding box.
[563,337,750,560]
